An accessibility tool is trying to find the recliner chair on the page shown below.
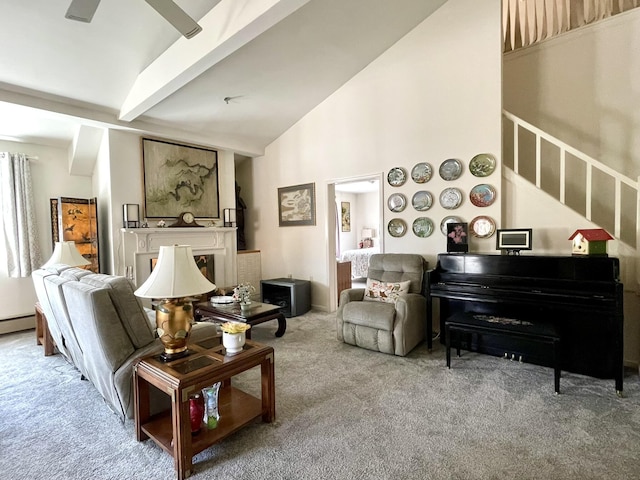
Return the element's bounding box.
[336,253,428,356]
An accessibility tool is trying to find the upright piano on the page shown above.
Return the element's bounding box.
[426,253,624,393]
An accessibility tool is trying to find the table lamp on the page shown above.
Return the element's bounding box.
[134,245,216,361]
[42,241,91,268]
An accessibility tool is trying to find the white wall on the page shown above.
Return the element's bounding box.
[0,140,93,320]
[503,9,640,180]
[250,0,503,311]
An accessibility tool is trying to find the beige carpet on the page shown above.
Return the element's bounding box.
[1,310,639,480]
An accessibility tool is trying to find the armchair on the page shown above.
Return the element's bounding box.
[336,253,428,356]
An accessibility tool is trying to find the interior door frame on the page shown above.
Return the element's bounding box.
[325,172,383,312]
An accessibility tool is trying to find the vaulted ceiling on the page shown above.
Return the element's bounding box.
[0,0,446,158]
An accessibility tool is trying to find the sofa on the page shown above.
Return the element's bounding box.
[336,253,427,356]
[32,265,219,420]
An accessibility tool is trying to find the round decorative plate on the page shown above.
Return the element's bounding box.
[469,184,497,207]
[388,218,407,238]
[411,162,433,183]
[387,167,407,187]
[412,217,434,238]
[469,153,497,177]
[411,191,433,211]
[440,216,463,235]
[469,215,496,238]
[439,158,463,181]
[387,193,407,212]
[439,187,463,209]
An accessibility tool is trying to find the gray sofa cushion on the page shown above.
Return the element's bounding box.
[343,301,395,331]
[43,275,85,371]
[79,274,155,348]
[60,267,92,281]
[367,254,424,294]
[62,282,136,416]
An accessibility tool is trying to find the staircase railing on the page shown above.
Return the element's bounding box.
[502,110,639,251]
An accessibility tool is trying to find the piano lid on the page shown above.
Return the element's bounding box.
[434,253,620,283]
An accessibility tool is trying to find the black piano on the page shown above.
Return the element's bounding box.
[426,253,624,393]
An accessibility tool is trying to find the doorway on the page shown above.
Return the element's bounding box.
[326,173,383,311]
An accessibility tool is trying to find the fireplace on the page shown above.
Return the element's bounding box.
[120,227,237,293]
[150,254,215,283]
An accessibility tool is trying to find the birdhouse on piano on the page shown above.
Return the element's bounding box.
[568,229,613,256]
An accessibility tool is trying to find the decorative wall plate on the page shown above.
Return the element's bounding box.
[387,167,407,187]
[469,184,497,207]
[387,193,407,212]
[439,158,463,181]
[440,216,463,235]
[439,187,463,209]
[469,215,496,238]
[469,153,496,177]
[412,217,434,238]
[388,218,407,237]
[411,191,433,211]
[411,162,433,183]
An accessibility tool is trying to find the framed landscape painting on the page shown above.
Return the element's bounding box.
[142,137,219,219]
[278,183,316,226]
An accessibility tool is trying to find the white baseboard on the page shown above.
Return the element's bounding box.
[0,315,35,335]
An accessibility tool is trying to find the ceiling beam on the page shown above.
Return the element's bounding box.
[68,125,104,176]
[118,0,311,122]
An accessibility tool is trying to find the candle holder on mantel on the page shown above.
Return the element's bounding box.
[223,208,237,227]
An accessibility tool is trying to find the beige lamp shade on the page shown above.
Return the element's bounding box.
[42,241,91,268]
[134,245,216,299]
[362,228,374,238]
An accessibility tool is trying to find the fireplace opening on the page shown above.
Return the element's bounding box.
[150,254,215,284]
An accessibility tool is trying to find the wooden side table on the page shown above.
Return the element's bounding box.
[134,338,275,480]
[35,302,55,356]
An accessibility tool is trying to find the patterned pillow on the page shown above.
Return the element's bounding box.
[363,279,411,303]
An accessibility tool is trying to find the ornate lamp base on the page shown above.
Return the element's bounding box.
[156,298,194,362]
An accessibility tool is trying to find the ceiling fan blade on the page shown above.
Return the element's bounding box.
[144,0,202,39]
[65,0,101,23]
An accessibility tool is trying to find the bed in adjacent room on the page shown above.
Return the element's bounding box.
[340,246,379,279]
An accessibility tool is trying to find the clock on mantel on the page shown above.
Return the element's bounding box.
[169,211,203,228]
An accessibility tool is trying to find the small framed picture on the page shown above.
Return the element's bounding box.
[278,183,316,226]
[341,202,351,232]
[447,222,469,253]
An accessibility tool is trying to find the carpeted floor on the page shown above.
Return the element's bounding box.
[1,310,639,480]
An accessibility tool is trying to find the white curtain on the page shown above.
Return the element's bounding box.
[504,0,639,52]
[0,152,42,277]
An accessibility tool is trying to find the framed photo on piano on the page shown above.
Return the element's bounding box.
[446,222,468,253]
[496,228,532,254]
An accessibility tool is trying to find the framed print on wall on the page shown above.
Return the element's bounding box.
[278,183,316,226]
[142,137,219,219]
[341,202,351,232]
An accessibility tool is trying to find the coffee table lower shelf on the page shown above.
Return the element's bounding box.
[141,387,263,456]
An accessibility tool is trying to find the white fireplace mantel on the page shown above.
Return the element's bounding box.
[120,227,237,290]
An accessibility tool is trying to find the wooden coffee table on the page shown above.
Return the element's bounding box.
[133,336,275,480]
[195,301,286,339]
